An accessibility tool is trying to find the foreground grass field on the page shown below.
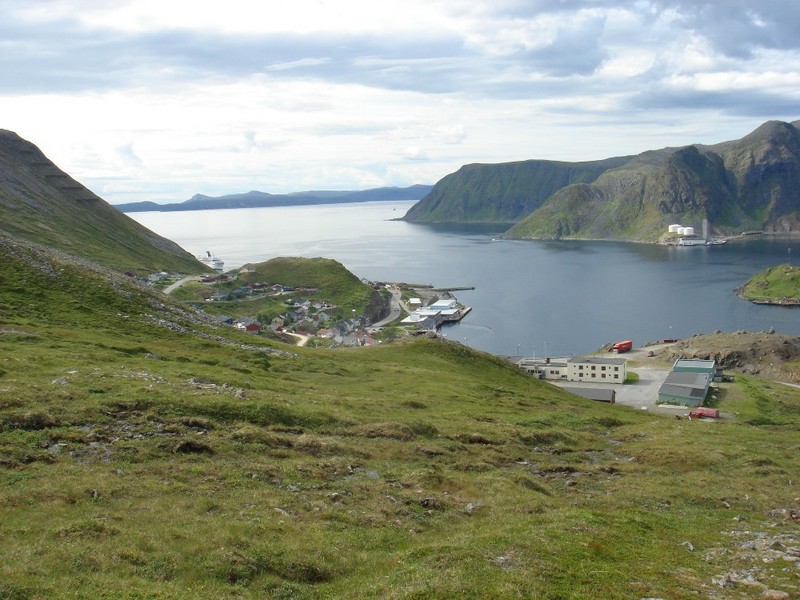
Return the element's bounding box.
[1,239,798,599]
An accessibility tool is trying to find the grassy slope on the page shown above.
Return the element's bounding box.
[1,242,799,599]
[740,263,800,301]
[174,257,386,324]
[238,257,379,312]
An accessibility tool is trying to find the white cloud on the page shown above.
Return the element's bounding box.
[1,0,798,203]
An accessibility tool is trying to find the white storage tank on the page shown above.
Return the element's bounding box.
[682,226,695,236]
[669,224,682,233]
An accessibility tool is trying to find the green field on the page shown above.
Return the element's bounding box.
[740,263,800,303]
[1,239,798,599]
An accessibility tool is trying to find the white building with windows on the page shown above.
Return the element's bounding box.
[516,358,569,380]
[566,356,627,383]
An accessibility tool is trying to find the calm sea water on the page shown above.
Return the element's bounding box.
[131,201,800,357]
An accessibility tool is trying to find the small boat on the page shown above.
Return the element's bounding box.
[198,251,224,272]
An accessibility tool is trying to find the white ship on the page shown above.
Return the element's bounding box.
[198,251,224,272]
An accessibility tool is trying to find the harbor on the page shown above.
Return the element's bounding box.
[400,288,472,332]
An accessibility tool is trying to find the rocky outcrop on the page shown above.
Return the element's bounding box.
[655,331,800,382]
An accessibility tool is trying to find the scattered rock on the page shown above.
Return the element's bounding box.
[419,497,443,510]
[711,574,736,588]
[493,554,515,570]
[46,443,68,454]
[762,590,791,600]
[464,502,483,515]
[768,508,799,521]
[682,541,695,552]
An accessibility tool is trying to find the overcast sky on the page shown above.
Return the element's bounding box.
[2,0,799,204]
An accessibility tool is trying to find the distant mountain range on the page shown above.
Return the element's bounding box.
[0,130,205,274]
[405,120,800,242]
[115,185,433,213]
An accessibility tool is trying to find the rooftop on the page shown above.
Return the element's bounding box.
[567,356,627,366]
[674,358,716,370]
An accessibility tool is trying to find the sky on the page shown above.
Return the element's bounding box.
[2,0,799,205]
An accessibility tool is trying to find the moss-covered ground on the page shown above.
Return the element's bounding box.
[1,240,798,599]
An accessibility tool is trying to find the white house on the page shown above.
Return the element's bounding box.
[566,357,627,383]
[516,358,569,380]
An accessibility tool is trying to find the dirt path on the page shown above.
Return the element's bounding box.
[284,332,310,346]
[164,275,201,295]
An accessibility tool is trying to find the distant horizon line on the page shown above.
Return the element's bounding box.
[109,183,434,206]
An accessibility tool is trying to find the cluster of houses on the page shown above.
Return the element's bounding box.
[125,271,179,286]
[282,299,378,345]
[214,297,378,346]
[208,282,301,302]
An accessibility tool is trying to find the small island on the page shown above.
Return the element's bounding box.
[739,263,800,306]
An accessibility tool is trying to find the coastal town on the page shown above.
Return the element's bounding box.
[147,265,472,349]
[145,264,738,420]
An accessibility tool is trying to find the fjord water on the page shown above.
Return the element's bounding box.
[131,201,800,357]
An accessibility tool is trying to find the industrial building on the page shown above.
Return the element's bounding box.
[516,356,626,383]
[566,356,627,383]
[673,358,723,382]
[658,372,711,406]
[516,358,568,380]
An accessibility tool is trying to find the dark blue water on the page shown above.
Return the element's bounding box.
[131,201,800,356]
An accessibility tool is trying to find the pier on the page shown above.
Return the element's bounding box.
[439,306,472,325]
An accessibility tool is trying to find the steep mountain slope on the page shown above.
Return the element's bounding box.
[0,130,204,273]
[506,120,800,241]
[402,157,632,223]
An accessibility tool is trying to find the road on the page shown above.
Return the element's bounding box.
[163,275,201,295]
[370,287,404,328]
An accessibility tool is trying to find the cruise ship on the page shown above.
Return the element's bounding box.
[198,251,224,272]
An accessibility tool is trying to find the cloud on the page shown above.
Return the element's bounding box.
[1,0,798,203]
[115,142,143,167]
[401,146,430,161]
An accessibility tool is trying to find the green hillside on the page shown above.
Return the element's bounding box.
[174,256,388,326]
[740,263,800,304]
[240,257,375,305]
[507,120,800,241]
[0,130,205,274]
[402,157,632,223]
[2,233,799,598]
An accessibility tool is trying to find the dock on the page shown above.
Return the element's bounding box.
[439,306,472,325]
